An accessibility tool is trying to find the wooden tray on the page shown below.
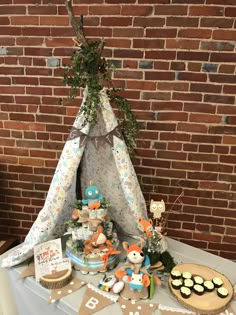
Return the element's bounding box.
[169,263,233,315]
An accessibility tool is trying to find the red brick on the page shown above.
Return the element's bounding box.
[146,28,177,38]
[101,17,132,26]
[188,63,202,72]
[151,101,183,111]
[121,5,153,15]
[213,29,236,40]
[167,17,198,27]
[133,39,164,49]
[155,5,187,15]
[146,50,176,60]
[166,39,199,49]
[219,65,235,74]
[133,17,165,27]
[190,113,221,124]
[145,71,175,81]
[28,5,57,15]
[173,92,202,102]
[11,16,39,25]
[205,94,235,104]
[201,18,233,28]
[189,6,224,16]
[178,28,212,39]
[113,27,144,37]
[177,123,208,134]
[22,27,51,36]
[88,5,119,15]
[171,62,186,71]
[189,152,218,162]
[114,49,143,59]
[158,82,189,91]
[126,81,156,90]
[154,61,170,70]
[178,72,207,82]
[142,91,171,100]
[210,74,236,84]
[177,51,209,61]
[190,83,221,94]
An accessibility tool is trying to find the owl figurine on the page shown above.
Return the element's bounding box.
[150,199,165,219]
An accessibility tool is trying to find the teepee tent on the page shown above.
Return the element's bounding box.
[0,89,148,268]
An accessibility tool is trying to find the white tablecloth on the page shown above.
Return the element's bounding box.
[1,237,235,315]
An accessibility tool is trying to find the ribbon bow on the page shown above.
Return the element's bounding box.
[100,247,121,270]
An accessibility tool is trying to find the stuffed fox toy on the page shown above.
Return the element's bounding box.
[83,225,112,255]
[115,240,150,279]
[137,217,154,238]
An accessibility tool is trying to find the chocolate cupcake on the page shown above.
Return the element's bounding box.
[171,279,183,290]
[184,278,194,289]
[171,269,182,280]
[203,280,214,292]
[193,276,204,286]
[212,277,223,288]
[180,286,191,299]
[193,284,205,296]
[217,287,229,298]
[182,272,192,280]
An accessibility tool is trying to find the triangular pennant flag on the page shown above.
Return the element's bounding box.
[48,277,86,303]
[119,298,158,315]
[158,304,195,315]
[18,263,35,279]
[78,283,119,315]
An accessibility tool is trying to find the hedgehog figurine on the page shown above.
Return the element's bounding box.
[82,181,104,210]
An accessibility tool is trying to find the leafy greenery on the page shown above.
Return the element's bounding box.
[63,38,139,154]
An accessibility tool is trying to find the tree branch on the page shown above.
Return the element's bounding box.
[65,0,87,46]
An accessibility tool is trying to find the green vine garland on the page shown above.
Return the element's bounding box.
[63,25,138,154]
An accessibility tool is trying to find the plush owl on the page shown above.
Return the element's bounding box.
[150,199,165,219]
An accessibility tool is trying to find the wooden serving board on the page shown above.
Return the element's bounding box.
[168,263,233,315]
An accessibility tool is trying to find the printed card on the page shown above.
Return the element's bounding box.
[34,238,63,281]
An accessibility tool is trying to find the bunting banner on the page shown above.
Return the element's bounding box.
[157,304,236,315]
[78,283,119,315]
[48,277,86,304]
[118,298,158,315]
[67,125,123,149]
[17,263,35,279]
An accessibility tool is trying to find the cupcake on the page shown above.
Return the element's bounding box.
[217,287,229,298]
[182,272,192,280]
[193,276,204,286]
[180,286,191,299]
[184,278,194,289]
[171,269,182,280]
[203,280,214,292]
[212,277,223,288]
[171,279,183,290]
[193,284,205,295]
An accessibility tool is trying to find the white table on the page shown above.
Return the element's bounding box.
[1,237,235,315]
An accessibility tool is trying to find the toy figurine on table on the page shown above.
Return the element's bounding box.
[65,181,120,274]
[115,239,162,301]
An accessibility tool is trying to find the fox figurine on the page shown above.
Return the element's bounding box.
[137,217,153,238]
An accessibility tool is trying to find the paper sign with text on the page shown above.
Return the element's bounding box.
[34,238,63,281]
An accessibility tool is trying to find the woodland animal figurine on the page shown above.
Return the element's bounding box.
[128,272,150,292]
[137,217,153,238]
[150,199,165,219]
[82,181,103,210]
[115,240,150,280]
[83,226,112,255]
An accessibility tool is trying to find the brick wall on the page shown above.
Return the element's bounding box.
[0,0,235,260]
